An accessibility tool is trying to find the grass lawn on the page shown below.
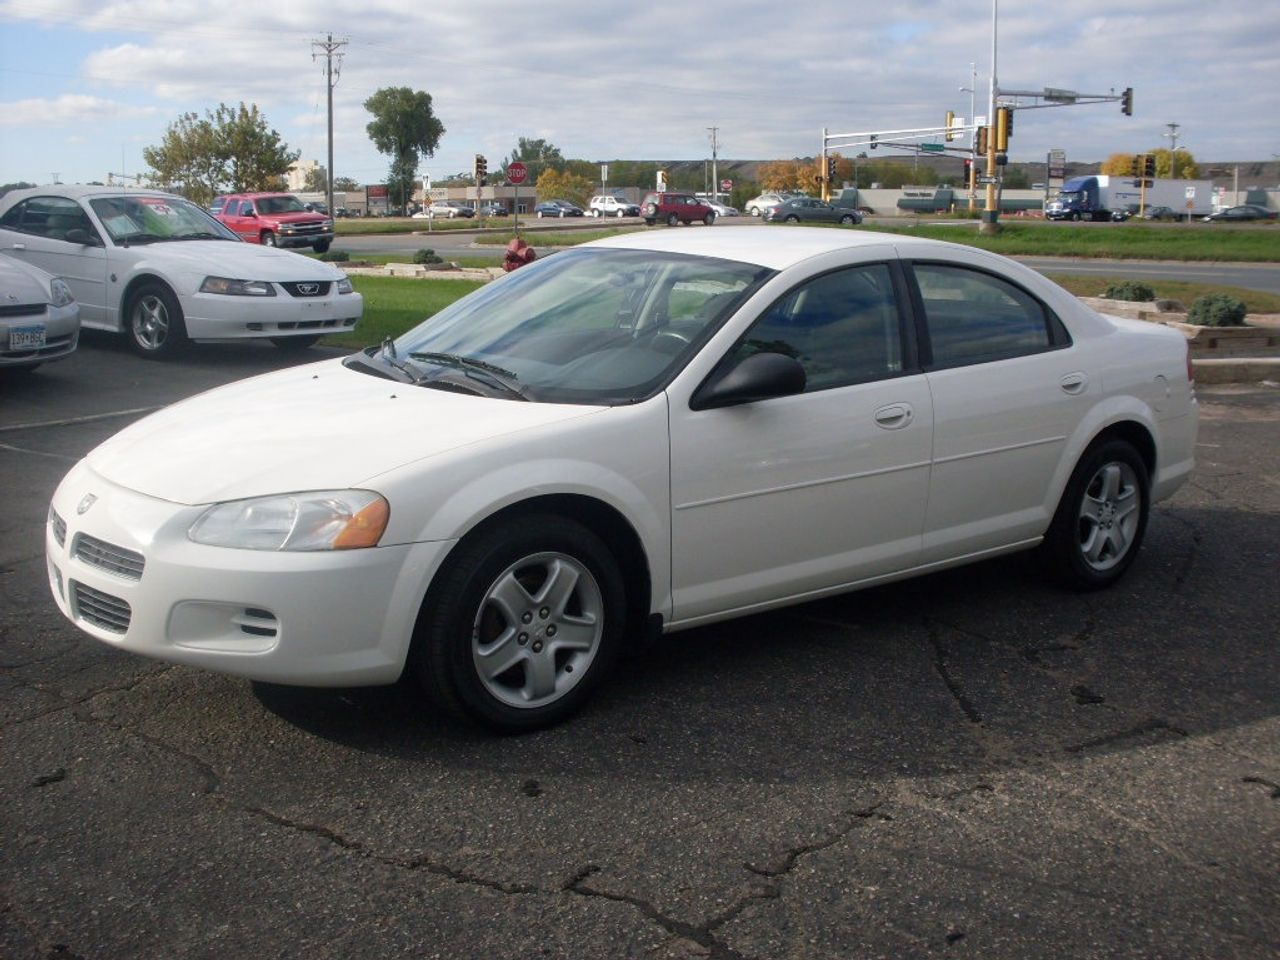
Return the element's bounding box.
[320,269,1279,352]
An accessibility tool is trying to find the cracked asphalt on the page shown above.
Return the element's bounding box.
[3,334,1278,960]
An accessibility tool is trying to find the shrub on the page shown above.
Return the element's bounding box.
[1187,293,1247,327]
[318,249,349,262]
[1103,280,1155,302]
[413,248,443,265]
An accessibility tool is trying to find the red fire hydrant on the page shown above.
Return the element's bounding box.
[503,237,537,272]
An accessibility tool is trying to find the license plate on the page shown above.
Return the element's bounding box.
[11,324,46,350]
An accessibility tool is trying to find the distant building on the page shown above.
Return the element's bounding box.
[286,160,321,192]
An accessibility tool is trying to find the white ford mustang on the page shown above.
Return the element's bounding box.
[46,228,1198,730]
[0,185,362,357]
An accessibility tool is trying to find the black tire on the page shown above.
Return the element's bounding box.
[411,514,626,731]
[270,335,321,350]
[703,213,715,226]
[125,282,187,359]
[644,219,655,226]
[785,214,800,223]
[1070,212,1081,222]
[537,211,544,218]
[615,209,625,218]
[839,214,854,225]
[1039,439,1150,590]
[666,213,679,227]
[261,231,278,246]
[312,239,331,253]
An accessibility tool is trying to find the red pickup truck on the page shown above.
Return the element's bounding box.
[211,193,334,253]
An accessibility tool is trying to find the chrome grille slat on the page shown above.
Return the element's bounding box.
[71,582,132,633]
[74,534,145,580]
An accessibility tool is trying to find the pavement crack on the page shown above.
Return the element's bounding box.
[925,624,983,724]
[1242,776,1280,799]
[565,867,752,960]
[1064,718,1188,754]
[743,802,887,879]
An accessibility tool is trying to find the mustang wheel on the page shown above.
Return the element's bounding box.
[126,282,187,359]
[1041,439,1149,589]
[413,515,626,731]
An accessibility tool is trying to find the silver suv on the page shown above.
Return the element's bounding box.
[588,195,640,218]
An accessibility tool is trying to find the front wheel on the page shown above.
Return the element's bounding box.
[1040,439,1150,589]
[703,213,715,226]
[666,213,679,227]
[260,231,278,247]
[412,515,626,731]
[125,282,187,359]
[312,239,331,253]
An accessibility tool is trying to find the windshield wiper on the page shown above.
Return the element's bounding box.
[408,352,529,401]
[171,232,230,241]
[118,232,166,247]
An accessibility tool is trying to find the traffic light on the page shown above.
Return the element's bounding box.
[1143,154,1156,178]
[474,154,488,186]
[963,158,973,181]
[1129,155,1142,177]
[826,155,836,181]
[869,134,878,150]
[995,107,1012,151]
[945,111,957,142]
[1121,87,1133,116]
[975,125,989,155]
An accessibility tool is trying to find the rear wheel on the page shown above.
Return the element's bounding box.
[839,214,854,224]
[261,231,278,246]
[703,213,715,225]
[125,282,187,359]
[1040,439,1150,589]
[412,515,626,731]
[785,214,800,223]
[666,213,679,226]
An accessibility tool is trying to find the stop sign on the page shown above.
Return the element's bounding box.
[507,162,528,185]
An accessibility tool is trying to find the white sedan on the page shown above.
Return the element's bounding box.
[0,252,80,369]
[46,228,1198,730]
[0,186,363,358]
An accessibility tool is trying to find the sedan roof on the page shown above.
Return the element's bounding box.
[587,224,954,271]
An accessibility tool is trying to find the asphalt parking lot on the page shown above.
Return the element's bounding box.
[3,334,1278,960]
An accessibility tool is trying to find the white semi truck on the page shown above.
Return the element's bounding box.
[1046,175,1214,221]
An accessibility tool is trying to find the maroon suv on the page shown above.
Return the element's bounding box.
[212,192,334,253]
[640,192,716,227]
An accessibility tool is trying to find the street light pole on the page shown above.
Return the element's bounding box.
[980,0,1001,234]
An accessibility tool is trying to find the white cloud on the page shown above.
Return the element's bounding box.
[0,94,155,126]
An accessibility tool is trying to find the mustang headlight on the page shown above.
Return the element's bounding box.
[199,277,277,297]
[49,277,75,307]
[189,491,389,551]
[336,277,353,294]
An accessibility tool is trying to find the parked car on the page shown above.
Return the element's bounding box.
[0,252,79,370]
[764,197,863,225]
[479,203,510,217]
[535,200,585,218]
[1203,204,1277,222]
[0,186,362,358]
[212,192,335,253]
[745,192,786,216]
[426,201,475,219]
[640,192,715,226]
[589,196,640,218]
[701,198,740,217]
[44,228,1198,732]
[1142,206,1179,221]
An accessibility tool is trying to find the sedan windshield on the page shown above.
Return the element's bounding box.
[89,196,238,244]
[347,248,774,405]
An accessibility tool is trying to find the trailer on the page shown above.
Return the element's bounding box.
[1045,175,1214,221]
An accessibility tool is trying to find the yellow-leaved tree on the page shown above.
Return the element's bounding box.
[535,168,594,209]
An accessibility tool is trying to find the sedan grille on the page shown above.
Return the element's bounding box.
[71,582,132,634]
[281,281,332,298]
[0,303,46,318]
[74,534,145,580]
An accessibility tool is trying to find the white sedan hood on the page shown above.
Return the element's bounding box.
[87,359,603,504]
[130,240,344,281]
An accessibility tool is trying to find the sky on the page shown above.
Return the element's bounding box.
[2,0,1278,188]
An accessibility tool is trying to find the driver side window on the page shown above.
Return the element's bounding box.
[729,264,904,391]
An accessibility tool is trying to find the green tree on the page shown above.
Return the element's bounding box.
[142,103,298,207]
[535,168,594,208]
[333,176,361,191]
[364,87,445,213]
[502,138,565,185]
[302,165,329,192]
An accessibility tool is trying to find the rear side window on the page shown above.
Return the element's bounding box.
[911,263,1061,368]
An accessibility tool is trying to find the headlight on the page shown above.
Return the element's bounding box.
[199,277,277,297]
[188,491,389,551]
[320,219,333,229]
[336,277,353,294]
[49,277,74,307]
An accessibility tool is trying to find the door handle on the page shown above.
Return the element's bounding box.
[10,243,25,250]
[874,403,913,429]
[1060,372,1088,395]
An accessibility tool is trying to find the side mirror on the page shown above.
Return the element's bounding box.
[690,352,806,411]
[64,228,102,247]
[304,203,314,211]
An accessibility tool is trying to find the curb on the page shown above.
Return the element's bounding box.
[1191,358,1280,384]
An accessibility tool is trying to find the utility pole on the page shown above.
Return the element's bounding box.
[1163,122,1181,177]
[980,0,1000,235]
[311,33,347,218]
[707,127,719,202]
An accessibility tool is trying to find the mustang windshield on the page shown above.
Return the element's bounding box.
[348,248,773,405]
[89,196,238,244]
